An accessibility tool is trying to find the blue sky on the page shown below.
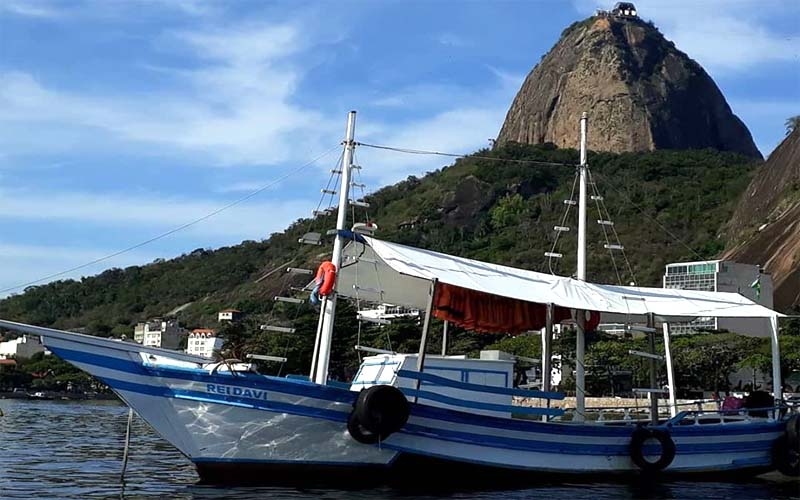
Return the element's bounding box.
[0,0,797,297]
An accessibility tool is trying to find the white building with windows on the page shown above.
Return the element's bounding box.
[133,318,187,350]
[663,260,773,335]
[218,309,243,322]
[186,329,223,359]
[0,335,45,359]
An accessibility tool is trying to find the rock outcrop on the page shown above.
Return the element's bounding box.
[496,16,762,159]
[724,129,800,311]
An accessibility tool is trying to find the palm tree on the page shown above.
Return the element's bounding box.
[786,115,800,135]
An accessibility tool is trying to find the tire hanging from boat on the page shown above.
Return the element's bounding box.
[347,411,381,445]
[347,385,410,444]
[629,426,676,472]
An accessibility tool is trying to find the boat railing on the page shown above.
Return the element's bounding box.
[552,398,788,425]
[667,405,786,426]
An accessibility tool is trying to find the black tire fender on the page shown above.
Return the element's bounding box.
[354,384,410,436]
[347,411,381,445]
[629,426,676,472]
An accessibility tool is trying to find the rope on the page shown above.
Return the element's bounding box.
[587,169,623,285]
[589,170,637,285]
[0,145,341,295]
[546,171,580,275]
[590,170,705,261]
[119,407,134,483]
[356,142,576,168]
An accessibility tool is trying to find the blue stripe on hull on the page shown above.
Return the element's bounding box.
[96,374,349,423]
[49,345,357,403]
[48,343,784,460]
[399,422,777,456]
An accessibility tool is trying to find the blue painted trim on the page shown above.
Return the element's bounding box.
[383,443,773,473]
[405,388,563,417]
[337,230,366,243]
[408,402,780,439]
[50,346,357,405]
[397,369,564,400]
[669,422,783,438]
[100,374,349,423]
[415,365,510,375]
[399,422,776,456]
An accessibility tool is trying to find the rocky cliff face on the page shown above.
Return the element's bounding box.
[724,129,800,311]
[496,16,762,159]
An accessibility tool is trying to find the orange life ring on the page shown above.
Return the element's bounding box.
[315,261,337,296]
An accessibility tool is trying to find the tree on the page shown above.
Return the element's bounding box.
[786,115,800,135]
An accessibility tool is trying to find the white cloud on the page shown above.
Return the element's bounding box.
[0,187,313,240]
[356,70,522,185]
[0,0,62,18]
[0,21,336,167]
[574,0,799,74]
[357,106,508,186]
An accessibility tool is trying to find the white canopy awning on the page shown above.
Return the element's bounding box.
[335,234,782,336]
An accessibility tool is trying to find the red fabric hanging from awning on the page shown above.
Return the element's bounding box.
[431,282,573,334]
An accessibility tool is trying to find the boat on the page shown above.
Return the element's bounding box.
[0,111,797,486]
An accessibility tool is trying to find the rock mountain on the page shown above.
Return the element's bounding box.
[724,129,800,311]
[496,14,762,159]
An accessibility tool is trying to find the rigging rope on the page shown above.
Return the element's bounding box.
[0,145,342,295]
[587,169,637,285]
[590,170,705,261]
[546,171,579,275]
[356,142,576,168]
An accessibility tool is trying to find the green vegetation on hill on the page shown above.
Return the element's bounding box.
[3,142,785,387]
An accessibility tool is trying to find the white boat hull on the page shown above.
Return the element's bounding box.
[0,321,786,485]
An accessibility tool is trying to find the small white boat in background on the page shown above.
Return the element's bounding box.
[0,111,797,486]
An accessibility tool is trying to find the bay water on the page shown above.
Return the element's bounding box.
[0,399,796,499]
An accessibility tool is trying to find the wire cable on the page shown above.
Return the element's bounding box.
[590,170,705,261]
[357,142,576,168]
[0,145,341,295]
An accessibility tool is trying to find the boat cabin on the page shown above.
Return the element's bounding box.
[350,351,548,418]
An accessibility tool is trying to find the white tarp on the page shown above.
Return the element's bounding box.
[336,236,782,330]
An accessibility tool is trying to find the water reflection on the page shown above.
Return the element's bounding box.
[0,400,796,499]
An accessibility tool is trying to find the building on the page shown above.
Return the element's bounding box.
[611,2,637,17]
[218,309,243,322]
[0,335,45,360]
[186,328,223,359]
[133,318,188,350]
[663,260,773,335]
